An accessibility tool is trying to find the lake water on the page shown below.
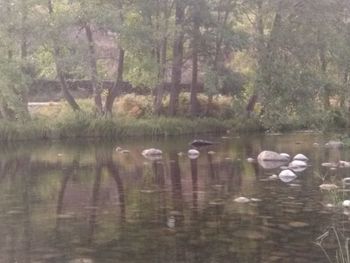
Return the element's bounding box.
[1,132,350,263]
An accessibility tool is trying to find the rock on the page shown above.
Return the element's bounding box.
[120,150,130,154]
[258,151,289,161]
[325,140,344,149]
[250,198,262,202]
[343,200,350,208]
[167,216,176,228]
[313,143,320,147]
[246,157,255,163]
[339,161,350,168]
[190,139,216,147]
[278,170,297,183]
[268,174,278,180]
[177,152,184,156]
[115,147,123,152]
[208,151,216,155]
[288,160,308,172]
[142,148,162,156]
[280,153,290,159]
[343,177,350,185]
[257,151,289,169]
[188,149,200,159]
[321,162,337,168]
[293,154,309,161]
[319,184,338,190]
[234,197,250,203]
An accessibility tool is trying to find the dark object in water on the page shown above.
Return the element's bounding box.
[190,139,216,147]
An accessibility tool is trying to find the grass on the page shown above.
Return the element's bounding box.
[315,227,350,263]
[0,113,250,142]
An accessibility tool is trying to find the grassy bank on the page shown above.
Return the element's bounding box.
[1,93,349,142]
[0,114,262,142]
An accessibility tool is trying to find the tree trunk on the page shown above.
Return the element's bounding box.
[20,0,30,119]
[190,3,200,117]
[340,67,349,109]
[48,0,80,111]
[154,37,167,115]
[318,31,329,110]
[84,23,103,114]
[104,48,125,115]
[168,0,185,116]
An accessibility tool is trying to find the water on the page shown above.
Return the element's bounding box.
[1,132,350,262]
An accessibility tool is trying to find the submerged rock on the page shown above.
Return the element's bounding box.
[234,197,250,203]
[278,170,297,183]
[319,184,338,191]
[190,139,216,147]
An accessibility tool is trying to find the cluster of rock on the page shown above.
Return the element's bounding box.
[254,150,309,183]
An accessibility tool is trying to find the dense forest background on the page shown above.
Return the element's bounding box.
[1,0,350,131]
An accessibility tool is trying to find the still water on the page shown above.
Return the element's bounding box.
[1,132,350,263]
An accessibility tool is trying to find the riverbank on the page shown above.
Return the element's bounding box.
[1,95,348,142]
[0,115,257,142]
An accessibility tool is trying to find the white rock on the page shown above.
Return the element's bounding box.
[142,148,162,156]
[321,162,337,168]
[246,157,255,163]
[319,184,338,191]
[188,149,200,159]
[278,170,297,183]
[343,200,350,208]
[280,153,290,159]
[293,154,309,161]
[167,216,176,228]
[343,178,350,185]
[258,151,289,161]
[234,197,250,203]
[339,161,350,168]
[257,151,288,169]
[115,147,123,152]
[268,174,278,180]
[288,160,308,172]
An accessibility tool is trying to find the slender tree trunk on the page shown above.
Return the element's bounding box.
[154,37,168,115]
[341,67,349,109]
[168,0,185,116]
[20,0,30,119]
[48,0,80,111]
[190,3,200,116]
[318,32,329,110]
[84,23,103,114]
[104,48,125,115]
[247,0,264,117]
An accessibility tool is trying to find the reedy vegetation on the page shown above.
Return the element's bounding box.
[0,0,350,140]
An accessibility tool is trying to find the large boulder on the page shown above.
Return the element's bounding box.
[257,151,289,169]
